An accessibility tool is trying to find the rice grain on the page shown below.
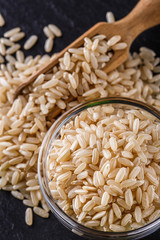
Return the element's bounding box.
[106,12,115,23]
[10,32,25,42]
[0,13,5,26]
[48,24,62,37]
[24,35,38,50]
[4,27,20,37]
[44,38,54,53]
[33,207,49,218]
[25,208,33,226]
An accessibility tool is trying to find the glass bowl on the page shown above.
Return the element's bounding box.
[38,97,160,240]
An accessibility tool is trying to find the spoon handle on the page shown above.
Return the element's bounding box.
[117,0,160,40]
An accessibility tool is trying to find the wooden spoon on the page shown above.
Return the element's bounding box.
[14,0,160,99]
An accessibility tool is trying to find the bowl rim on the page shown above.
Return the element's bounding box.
[38,97,160,237]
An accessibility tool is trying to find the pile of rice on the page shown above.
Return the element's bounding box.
[47,105,160,232]
[0,11,160,229]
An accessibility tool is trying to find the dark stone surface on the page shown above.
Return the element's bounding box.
[0,0,160,239]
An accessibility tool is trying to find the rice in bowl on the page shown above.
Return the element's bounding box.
[46,101,160,232]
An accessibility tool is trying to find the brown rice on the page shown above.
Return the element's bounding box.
[47,104,160,232]
[0,10,160,232]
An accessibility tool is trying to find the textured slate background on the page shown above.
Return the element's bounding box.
[0,0,160,239]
